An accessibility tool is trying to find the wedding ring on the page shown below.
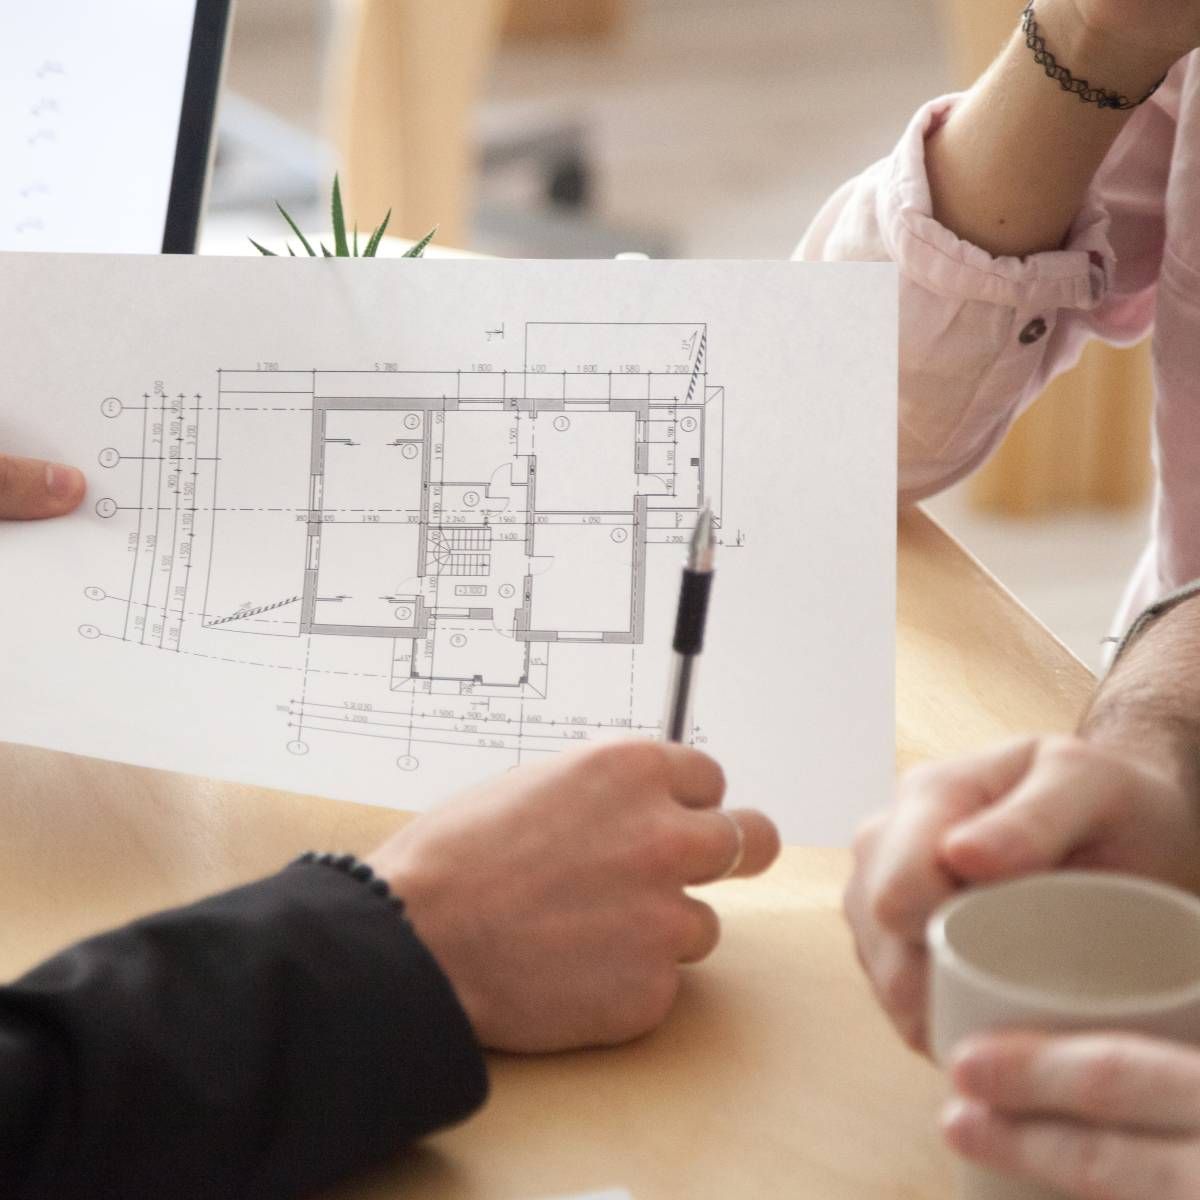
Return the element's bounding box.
[715,809,745,881]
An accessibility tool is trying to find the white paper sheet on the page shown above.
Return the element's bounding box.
[539,1192,633,1200]
[0,255,895,844]
[0,2,196,252]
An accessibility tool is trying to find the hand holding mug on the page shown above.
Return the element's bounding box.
[944,1030,1200,1199]
[928,871,1200,1198]
[844,736,1200,1052]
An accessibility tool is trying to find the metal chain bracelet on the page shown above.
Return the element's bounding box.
[1021,1,1166,110]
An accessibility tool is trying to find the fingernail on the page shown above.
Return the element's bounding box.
[941,1098,989,1148]
[947,822,1021,865]
[45,463,81,500]
[945,821,988,849]
[940,825,977,858]
[950,1042,992,1093]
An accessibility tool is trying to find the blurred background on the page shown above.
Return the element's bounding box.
[205,0,1154,674]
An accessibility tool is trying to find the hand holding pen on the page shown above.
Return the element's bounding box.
[660,503,756,880]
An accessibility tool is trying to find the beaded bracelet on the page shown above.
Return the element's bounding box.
[1104,578,1200,672]
[294,850,405,913]
[1021,1,1165,111]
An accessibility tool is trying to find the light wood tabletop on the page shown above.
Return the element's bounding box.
[0,507,1095,1199]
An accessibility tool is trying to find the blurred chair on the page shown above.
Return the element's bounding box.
[332,0,511,248]
[331,0,658,257]
[940,0,1153,516]
[504,0,624,38]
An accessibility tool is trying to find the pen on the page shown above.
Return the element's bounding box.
[663,502,715,743]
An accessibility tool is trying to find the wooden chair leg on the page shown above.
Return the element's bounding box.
[967,341,1153,516]
[332,0,511,248]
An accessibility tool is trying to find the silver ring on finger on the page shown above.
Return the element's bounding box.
[714,809,745,881]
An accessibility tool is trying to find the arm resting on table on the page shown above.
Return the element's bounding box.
[0,860,487,1200]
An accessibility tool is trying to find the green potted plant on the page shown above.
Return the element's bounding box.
[250,174,435,259]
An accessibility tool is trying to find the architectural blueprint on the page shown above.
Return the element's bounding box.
[0,255,896,843]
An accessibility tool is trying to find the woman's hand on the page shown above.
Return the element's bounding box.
[0,453,86,519]
[945,1030,1200,1198]
[926,0,1189,258]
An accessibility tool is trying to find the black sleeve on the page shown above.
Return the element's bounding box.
[0,859,489,1200]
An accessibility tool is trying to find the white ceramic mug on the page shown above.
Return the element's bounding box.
[928,871,1200,1200]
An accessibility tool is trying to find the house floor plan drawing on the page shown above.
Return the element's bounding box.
[0,254,897,842]
[82,322,727,781]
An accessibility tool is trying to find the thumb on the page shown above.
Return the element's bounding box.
[0,455,86,519]
[940,743,1104,882]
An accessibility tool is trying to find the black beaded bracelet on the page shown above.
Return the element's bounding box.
[1104,578,1200,671]
[294,850,405,912]
[1021,1,1165,111]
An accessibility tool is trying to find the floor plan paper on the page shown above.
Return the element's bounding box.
[0,255,895,844]
[539,1192,633,1200]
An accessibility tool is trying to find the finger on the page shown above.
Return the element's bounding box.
[953,1032,1200,1134]
[843,837,932,1052]
[941,740,1129,881]
[870,739,1039,941]
[0,455,86,519]
[660,743,726,809]
[845,813,889,942]
[851,812,886,867]
[843,836,880,965]
[844,813,885,956]
[870,937,930,1053]
[722,809,779,877]
[943,1100,1199,1200]
[684,808,779,884]
[675,896,721,964]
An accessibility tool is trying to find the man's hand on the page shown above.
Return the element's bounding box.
[0,453,86,519]
[367,741,780,1053]
[843,736,1200,1052]
[943,1030,1200,1198]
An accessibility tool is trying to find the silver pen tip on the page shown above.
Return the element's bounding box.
[688,501,715,571]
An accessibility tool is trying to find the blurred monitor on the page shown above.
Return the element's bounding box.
[1,0,231,254]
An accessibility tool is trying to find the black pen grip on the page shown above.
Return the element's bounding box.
[672,569,714,655]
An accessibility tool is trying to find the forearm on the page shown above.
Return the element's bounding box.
[1080,596,1200,798]
[928,0,1178,257]
[0,863,487,1200]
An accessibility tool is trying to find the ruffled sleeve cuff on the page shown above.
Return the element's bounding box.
[879,95,1114,312]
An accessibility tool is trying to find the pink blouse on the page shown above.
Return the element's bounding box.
[797,54,1200,636]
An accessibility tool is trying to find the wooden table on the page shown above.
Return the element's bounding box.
[0,509,1094,1199]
